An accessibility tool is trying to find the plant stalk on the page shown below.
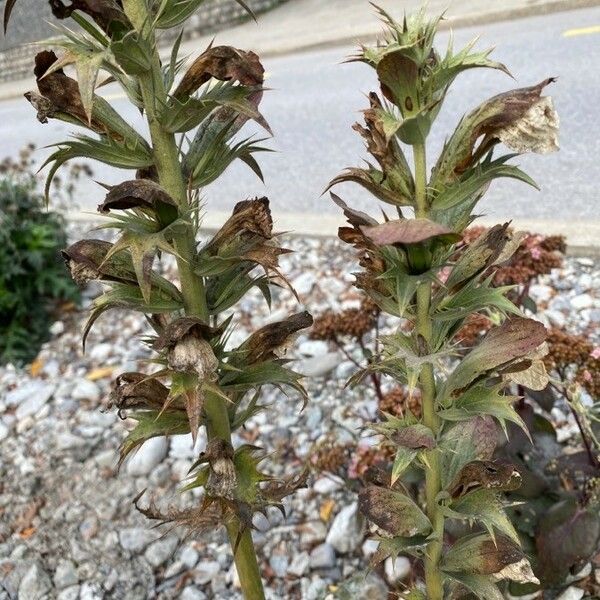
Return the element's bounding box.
[121,2,265,598]
[413,142,444,600]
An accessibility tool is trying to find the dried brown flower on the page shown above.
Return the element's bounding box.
[174,45,264,100]
[310,439,352,475]
[455,314,493,346]
[379,386,422,418]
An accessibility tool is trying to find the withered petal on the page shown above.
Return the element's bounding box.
[174,45,264,99]
[153,316,219,351]
[243,311,313,364]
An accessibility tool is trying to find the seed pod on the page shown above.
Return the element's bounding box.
[154,317,219,378]
[204,438,237,500]
[61,239,113,285]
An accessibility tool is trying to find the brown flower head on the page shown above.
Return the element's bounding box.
[108,372,171,415]
[174,45,264,100]
[154,317,219,378]
[242,311,313,364]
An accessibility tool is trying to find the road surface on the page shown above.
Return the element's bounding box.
[0,6,598,229]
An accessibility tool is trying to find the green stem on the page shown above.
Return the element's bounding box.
[121,2,265,598]
[205,394,266,600]
[413,142,444,600]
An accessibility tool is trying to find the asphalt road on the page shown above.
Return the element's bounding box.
[0,7,599,227]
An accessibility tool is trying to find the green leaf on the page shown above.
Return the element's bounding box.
[327,166,413,207]
[102,222,181,303]
[82,282,183,348]
[439,417,497,489]
[358,486,432,537]
[445,572,504,600]
[442,533,538,584]
[443,489,520,544]
[221,360,306,402]
[72,50,106,123]
[438,384,527,437]
[430,37,510,95]
[155,0,255,29]
[432,156,538,212]
[391,447,418,484]
[163,84,262,134]
[441,316,547,401]
[111,30,153,74]
[119,410,190,467]
[433,277,519,324]
[41,135,153,199]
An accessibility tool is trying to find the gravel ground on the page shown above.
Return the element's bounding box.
[0,231,598,600]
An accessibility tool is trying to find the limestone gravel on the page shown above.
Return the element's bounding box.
[0,234,597,599]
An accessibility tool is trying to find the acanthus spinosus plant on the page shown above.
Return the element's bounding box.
[329,7,560,599]
[4,1,311,598]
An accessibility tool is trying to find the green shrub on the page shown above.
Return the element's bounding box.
[0,173,79,365]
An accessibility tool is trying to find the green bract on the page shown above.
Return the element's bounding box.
[332,6,559,599]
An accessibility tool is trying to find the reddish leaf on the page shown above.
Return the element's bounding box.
[361,218,460,247]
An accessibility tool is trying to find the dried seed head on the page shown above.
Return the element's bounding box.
[206,197,273,254]
[168,334,218,378]
[62,239,111,285]
[98,179,176,213]
[205,438,237,500]
[108,372,170,414]
[243,311,313,363]
[174,45,264,100]
[448,460,522,498]
[497,96,560,154]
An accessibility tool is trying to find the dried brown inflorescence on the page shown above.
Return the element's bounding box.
[459,226,566,287]
[379,386,422,418]
[310,298,379,342]
[545,328,600,397]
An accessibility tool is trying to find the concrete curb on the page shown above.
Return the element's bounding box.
[70,210,600,257]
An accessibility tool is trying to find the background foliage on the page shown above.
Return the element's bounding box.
[0,147,80,365]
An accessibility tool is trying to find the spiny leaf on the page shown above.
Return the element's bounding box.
[438,384,527,438]
[445,572,504,600]
[444,489,520,544]
[442,316,547,400]
[439,417,498,489]
[3,0,17,33]
[119,410,190,468]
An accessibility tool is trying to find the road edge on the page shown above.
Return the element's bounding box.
[70,210,600,257]
[263,0,600,59]
[1,0,598,101]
